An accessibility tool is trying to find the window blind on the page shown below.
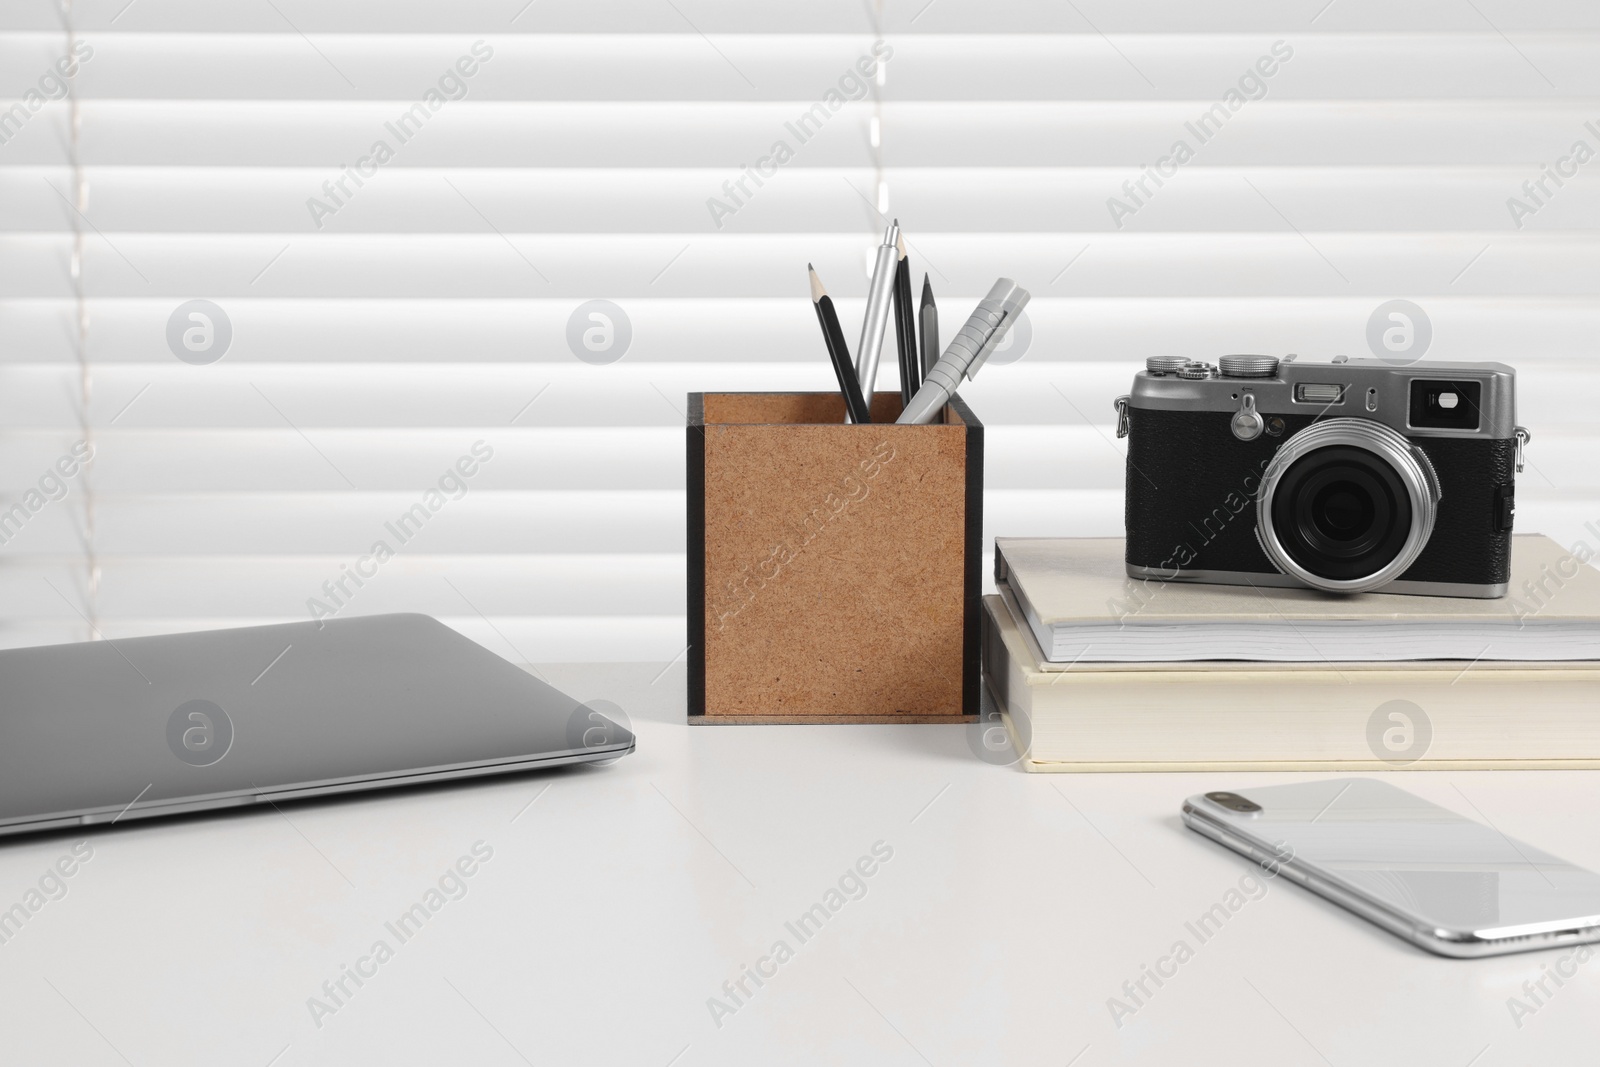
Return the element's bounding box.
[3,0,1597,660]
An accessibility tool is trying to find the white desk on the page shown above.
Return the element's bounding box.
[2,662,1595,1065]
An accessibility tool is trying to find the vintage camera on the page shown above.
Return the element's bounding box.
[1116,354,1529,597]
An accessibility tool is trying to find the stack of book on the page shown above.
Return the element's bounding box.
[983,535,1600,771]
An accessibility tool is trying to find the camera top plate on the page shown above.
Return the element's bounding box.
[1128,355,1518,440]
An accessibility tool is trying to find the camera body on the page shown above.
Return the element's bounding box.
[1118,354,1525,598]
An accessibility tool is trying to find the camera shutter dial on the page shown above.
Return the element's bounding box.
[1219,354,1280,378]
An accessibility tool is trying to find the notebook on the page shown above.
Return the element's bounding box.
[994,534,1600,664]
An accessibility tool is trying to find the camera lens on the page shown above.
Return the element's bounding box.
[1274,447,1411,581]
[1257,420,1440,594]
[1314,486,1369,537]
[1205,791,1262,814]
[1293,456,1397,562]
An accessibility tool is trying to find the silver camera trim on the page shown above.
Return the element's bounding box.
[1126,355,1519,440]
[1256,419,1442,594]
[1124,563,1505,599]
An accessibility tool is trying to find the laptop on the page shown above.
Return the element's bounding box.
[0,613,633,837]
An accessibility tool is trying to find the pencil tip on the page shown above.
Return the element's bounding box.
[809,268,825,302]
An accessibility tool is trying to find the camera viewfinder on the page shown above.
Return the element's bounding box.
[1410,379,1482,431]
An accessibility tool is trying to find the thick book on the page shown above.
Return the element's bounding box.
[994,534,1600,664]
[981,594,1600,772]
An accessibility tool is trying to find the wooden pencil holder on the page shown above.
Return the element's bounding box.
[687,391,983,723]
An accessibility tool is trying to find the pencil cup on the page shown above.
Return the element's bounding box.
[687,391,983,723]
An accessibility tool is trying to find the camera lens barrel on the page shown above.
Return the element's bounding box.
[1256,419,1442,593]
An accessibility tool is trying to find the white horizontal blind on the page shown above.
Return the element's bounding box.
[3,1,1598,659]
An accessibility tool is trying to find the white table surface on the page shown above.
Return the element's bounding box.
[2,661,1596,1066]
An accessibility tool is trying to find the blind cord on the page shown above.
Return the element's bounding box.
[59,0,100,640]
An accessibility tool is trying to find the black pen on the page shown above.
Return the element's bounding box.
[896,231,921,406]
[893,232,918,407]
[919,273,939,380]
[809,265,872,424]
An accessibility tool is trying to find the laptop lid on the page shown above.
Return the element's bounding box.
[0,613,632,836]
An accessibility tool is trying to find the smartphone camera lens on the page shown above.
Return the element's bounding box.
[1205,791,1263,814]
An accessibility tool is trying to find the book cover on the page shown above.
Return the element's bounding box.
[981,594,1600,772]
[994,535,1600,663]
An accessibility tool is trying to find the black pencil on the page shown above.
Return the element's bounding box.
[892,232,918,407]
[809,265,872,424]
[919,272,939,379]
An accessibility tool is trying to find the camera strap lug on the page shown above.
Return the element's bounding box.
[1113,395,1131,438]
[1514,426,1531,473]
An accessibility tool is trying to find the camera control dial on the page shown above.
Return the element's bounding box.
[1219,354,1280,378]
[1145,355,1191,375]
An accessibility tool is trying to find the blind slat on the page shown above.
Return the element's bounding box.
[7,33,1600,101]
[8,100,1600,166]
[7,235,1600,299]
[7,4,1600,34]
[8,165,1600,235]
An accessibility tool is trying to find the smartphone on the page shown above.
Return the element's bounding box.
[1182,778,1600,958]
